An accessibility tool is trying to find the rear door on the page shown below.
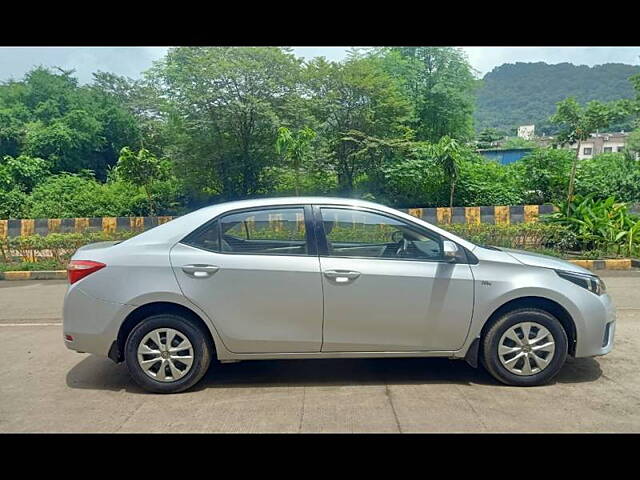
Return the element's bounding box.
[170,205,324,353]
[315,206,475,352]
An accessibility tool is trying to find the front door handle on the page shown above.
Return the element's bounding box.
[181,264,220,278]
[324,270,361,283]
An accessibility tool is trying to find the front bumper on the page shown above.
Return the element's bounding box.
[574,292,616,358]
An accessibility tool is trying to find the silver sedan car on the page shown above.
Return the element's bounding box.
[63,197,616,393]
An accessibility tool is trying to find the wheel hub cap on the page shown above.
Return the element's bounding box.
[137,328,194,382]
[498,322,555,376]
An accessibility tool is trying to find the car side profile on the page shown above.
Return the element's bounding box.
[63,197,616,393]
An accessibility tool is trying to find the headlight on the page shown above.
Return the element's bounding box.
[556,270,606,295]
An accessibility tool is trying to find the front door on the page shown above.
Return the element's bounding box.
[316,206,474,352]
[170,205,323,353]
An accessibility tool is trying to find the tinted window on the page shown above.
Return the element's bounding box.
[183,220,221,252]
[320,208,444,260]
[220,208,308,255]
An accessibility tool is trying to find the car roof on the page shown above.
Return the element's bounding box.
[195,196,386,213]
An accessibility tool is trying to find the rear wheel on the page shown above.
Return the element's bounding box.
[124,314,212,394]
[481,308,568,386]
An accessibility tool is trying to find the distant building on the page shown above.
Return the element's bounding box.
[517,125,535,140]
[536,131,629,159]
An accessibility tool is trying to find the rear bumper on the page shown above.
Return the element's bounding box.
[63,285,134,357]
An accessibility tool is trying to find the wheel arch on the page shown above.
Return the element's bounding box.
[480,296,577,356]
[110,302,218,363]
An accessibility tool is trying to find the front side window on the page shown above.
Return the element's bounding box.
[603,147,612,153]
[583,147,593,155]
[220,207,308,255]
[320,208,444,261]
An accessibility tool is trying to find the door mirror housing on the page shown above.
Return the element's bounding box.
[442,240,459,262]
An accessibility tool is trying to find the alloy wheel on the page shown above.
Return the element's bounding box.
[498,322,556,376]
[137,328,194,382]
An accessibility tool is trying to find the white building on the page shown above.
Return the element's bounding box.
[517,125,535,140]
[568,132,628,160]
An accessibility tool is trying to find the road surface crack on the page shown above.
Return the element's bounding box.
[385,384,402,433]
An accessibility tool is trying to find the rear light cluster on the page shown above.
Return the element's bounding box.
[67,260,106,285]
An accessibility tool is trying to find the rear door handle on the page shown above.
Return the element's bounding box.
[323,270,361,283]
[181,264,220,278]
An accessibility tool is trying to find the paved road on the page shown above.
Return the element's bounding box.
[1,275,640,432]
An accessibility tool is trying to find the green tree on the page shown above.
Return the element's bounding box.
[510,148,573,204]
[575,152,640,202]
[116,147,170,215]
[627,128,640,156]
[377,47,478,142]
[0,67,139,179]
[304,56,412,194]
[0,154,50,192]
[275,126,316,195]
[433,136,466,207]
[148,47,303,200]
[550,97,626,207]
[476,128,504,149]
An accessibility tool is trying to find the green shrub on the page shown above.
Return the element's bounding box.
[0,188,30,218]
[442,222,577,252]
[574,153,640,203]
[510,148,573,204]
[544,194,640,256]
[24,173,184,219]
[0,230,138,265]
[455,158,523,206]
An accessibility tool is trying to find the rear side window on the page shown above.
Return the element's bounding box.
[220,207,308,255]
[183,220,221,252]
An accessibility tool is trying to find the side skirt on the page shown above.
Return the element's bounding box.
[215,349,466,361]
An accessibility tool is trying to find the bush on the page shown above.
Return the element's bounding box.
[510,148,572,204]
[455,157,523,206]
[574,152,640,203]
[27,173,136,218]
[544,194,640,257]
[25,173,185,218]
[0,230,139,265]
[443,222,576,252]
[0,188,30,218]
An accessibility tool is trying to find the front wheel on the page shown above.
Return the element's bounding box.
[481,308,568,386]
[124,314,212,394]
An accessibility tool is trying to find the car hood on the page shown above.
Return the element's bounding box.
[499,247,593,275]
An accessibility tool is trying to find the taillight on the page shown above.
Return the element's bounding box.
[67,260,106,285]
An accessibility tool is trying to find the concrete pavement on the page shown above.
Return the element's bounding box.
[1,276,640,432]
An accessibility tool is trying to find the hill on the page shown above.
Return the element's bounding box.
[474,62,640,135]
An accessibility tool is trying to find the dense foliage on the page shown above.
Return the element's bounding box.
[476,62,640,134]
[1,49,640,221]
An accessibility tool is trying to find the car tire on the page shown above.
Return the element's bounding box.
[481,308,568,387]
[124,314,213,394]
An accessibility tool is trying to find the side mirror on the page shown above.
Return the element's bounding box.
[442,240,459,262]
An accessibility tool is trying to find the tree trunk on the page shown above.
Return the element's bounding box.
[144,185,156,216]
[566,139,581,211]
[449,180,456,208]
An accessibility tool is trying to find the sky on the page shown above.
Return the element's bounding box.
[1,46,639,84]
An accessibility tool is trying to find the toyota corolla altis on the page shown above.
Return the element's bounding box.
[63,197,615,393]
